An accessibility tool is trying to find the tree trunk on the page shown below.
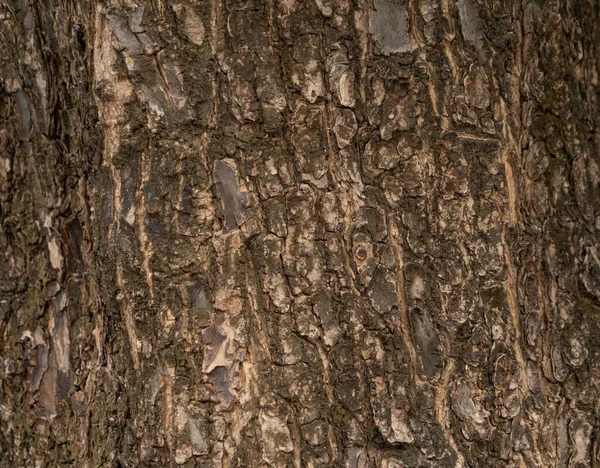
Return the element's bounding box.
[1,0,599,466]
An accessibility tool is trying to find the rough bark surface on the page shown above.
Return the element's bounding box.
[1,0,599,467]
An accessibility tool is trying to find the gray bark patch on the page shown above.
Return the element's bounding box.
[369,0,410,54]
[457,0,484,46]
[409,307,445,381]
[213,160,253,230]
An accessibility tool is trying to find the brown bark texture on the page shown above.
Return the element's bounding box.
[0,0,599,466]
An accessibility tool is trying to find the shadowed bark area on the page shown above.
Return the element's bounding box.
[0,0,599,467]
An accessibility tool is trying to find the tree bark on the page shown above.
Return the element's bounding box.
[1,0,599,466]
